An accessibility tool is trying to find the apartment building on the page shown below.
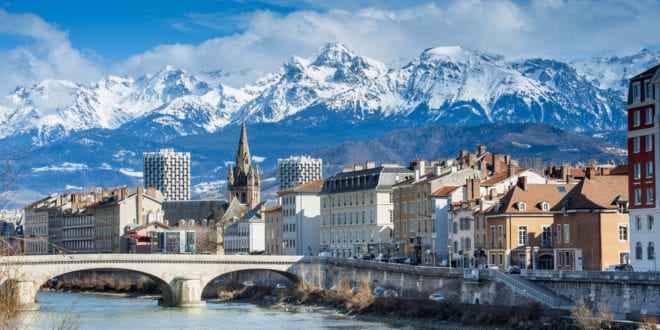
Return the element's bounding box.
[264,205,283,255]
[319,162,412,258]
[627,65,660,271]
[143,148,191,201]
[278,156,323,191]
[224,201,273,254]
[279,179,323,256]
[485,171,629,271]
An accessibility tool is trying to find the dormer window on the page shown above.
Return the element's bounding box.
[633,82,641,101]
[517,202,526,211]
[540,202,550,212]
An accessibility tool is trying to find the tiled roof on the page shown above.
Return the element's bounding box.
[489,182,574,215]
[264,205,282,212]
[553,174,628,210]
[279,179,324,194]
[430,186,460,197]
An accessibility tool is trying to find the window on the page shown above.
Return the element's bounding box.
[565,252,571,266]
[646,80,653,99]
[541,202,549,212]
[646,107,654,124]
[542,225,552,247]
[647,135,654,151]
[557,224,562,244]
[634,163,642,179]
[633,82,641,101]
[636,242,643,260]
[618,224,628,241]
[647,161,654,178]
[647,188,654,205]
[634,110,641,126]
[490,226,495,247]
[634,189,642,205]
[518,202,526,211]
[518,226,528,246]
[649,215,655,231]
[497,225,503,246]
[634,136,640,153]
[637,215,643,231]
[649,242,656,260]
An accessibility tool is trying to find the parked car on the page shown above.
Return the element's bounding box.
[480,264,499,271]
[389,254,407,263]
[384,289,398,297]
[355,254,371,260]
[505,266,521,274]
[428,292,445,302]
[373,286,385,296]
[275,283,288,289]
[352,286,362,293]
[615,264,634,272]
[404,257,419,265]
[374,253,390,262]
[318,251,332,257]
[241,280,255,286]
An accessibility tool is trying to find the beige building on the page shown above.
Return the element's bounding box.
[264,205,282,255]
[485,172,629,271]
[320,162,412,258]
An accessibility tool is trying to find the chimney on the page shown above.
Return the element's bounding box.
[419,160,426,175]
[136,186,144,225]
[365,160,375,169]
[493,153,502,174]
[518,176,528,191]
[478,144,487,155]
[466,178,480,200]
[460,149,468,159]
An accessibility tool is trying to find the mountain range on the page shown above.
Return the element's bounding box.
[0,43,657,208]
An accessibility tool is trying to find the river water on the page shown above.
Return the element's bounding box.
[22,292,405,330]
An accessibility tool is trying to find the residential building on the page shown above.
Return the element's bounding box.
[320,161,413,258]
[429,185,464,266]
[485,171,629,271]
[264,205,283,255]
[90,187,164,253]
[227,122,260,209]
[279,179,323,256]
[278,156,323,191]
[24,195,63,255]
[628,65,660,271]
[163,200,228,254]
[143,148,191,201]
[124,221,171,253]
[223,201,274,254]
[551,173,630,271]
[392,159,481,264]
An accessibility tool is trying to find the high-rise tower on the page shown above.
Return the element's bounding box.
[143,148,190,201]
[226,122,260,208]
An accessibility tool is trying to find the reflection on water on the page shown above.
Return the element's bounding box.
[23,292,403,330]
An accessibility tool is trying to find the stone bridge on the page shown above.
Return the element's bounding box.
[0,254,326,310]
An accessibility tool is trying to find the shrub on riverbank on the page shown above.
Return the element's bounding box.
[46,273,158,295]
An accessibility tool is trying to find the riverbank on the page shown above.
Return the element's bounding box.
[214,283,571,329]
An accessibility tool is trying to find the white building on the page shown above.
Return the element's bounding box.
[143,148,191,201]
[320,162,413,258]
[278,179,323,256]
[223,201,274,254]
[278,156,323,191]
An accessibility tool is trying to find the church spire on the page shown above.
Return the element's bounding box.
[236,121,251,173]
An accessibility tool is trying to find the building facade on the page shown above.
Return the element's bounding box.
[227,122,260,209]
[143,148,191,201]
[223,201,272,254]
[264,205,283,255]
[278,156,323,191]
[279,179,323,256]
[320,162,413,258]
[628,65,660,271]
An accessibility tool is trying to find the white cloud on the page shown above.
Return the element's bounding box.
[0,9,102,93]
[252,156,266,163]
[32,162,89,173]
[1,1,659,91]
[119,168,143,178]
[112,1,660,87]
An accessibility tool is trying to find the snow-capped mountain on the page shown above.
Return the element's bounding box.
[2,42,656,146]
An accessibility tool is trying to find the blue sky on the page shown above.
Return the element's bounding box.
[0,0,659,93]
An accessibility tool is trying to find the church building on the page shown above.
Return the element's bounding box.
[226,122,260,209]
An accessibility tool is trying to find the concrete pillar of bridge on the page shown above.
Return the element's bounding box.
[172,277,206,307]
[15,281,40,311]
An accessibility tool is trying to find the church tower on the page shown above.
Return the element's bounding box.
[226,122,260,208]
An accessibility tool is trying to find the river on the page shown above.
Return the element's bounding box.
[21,292,408,330]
